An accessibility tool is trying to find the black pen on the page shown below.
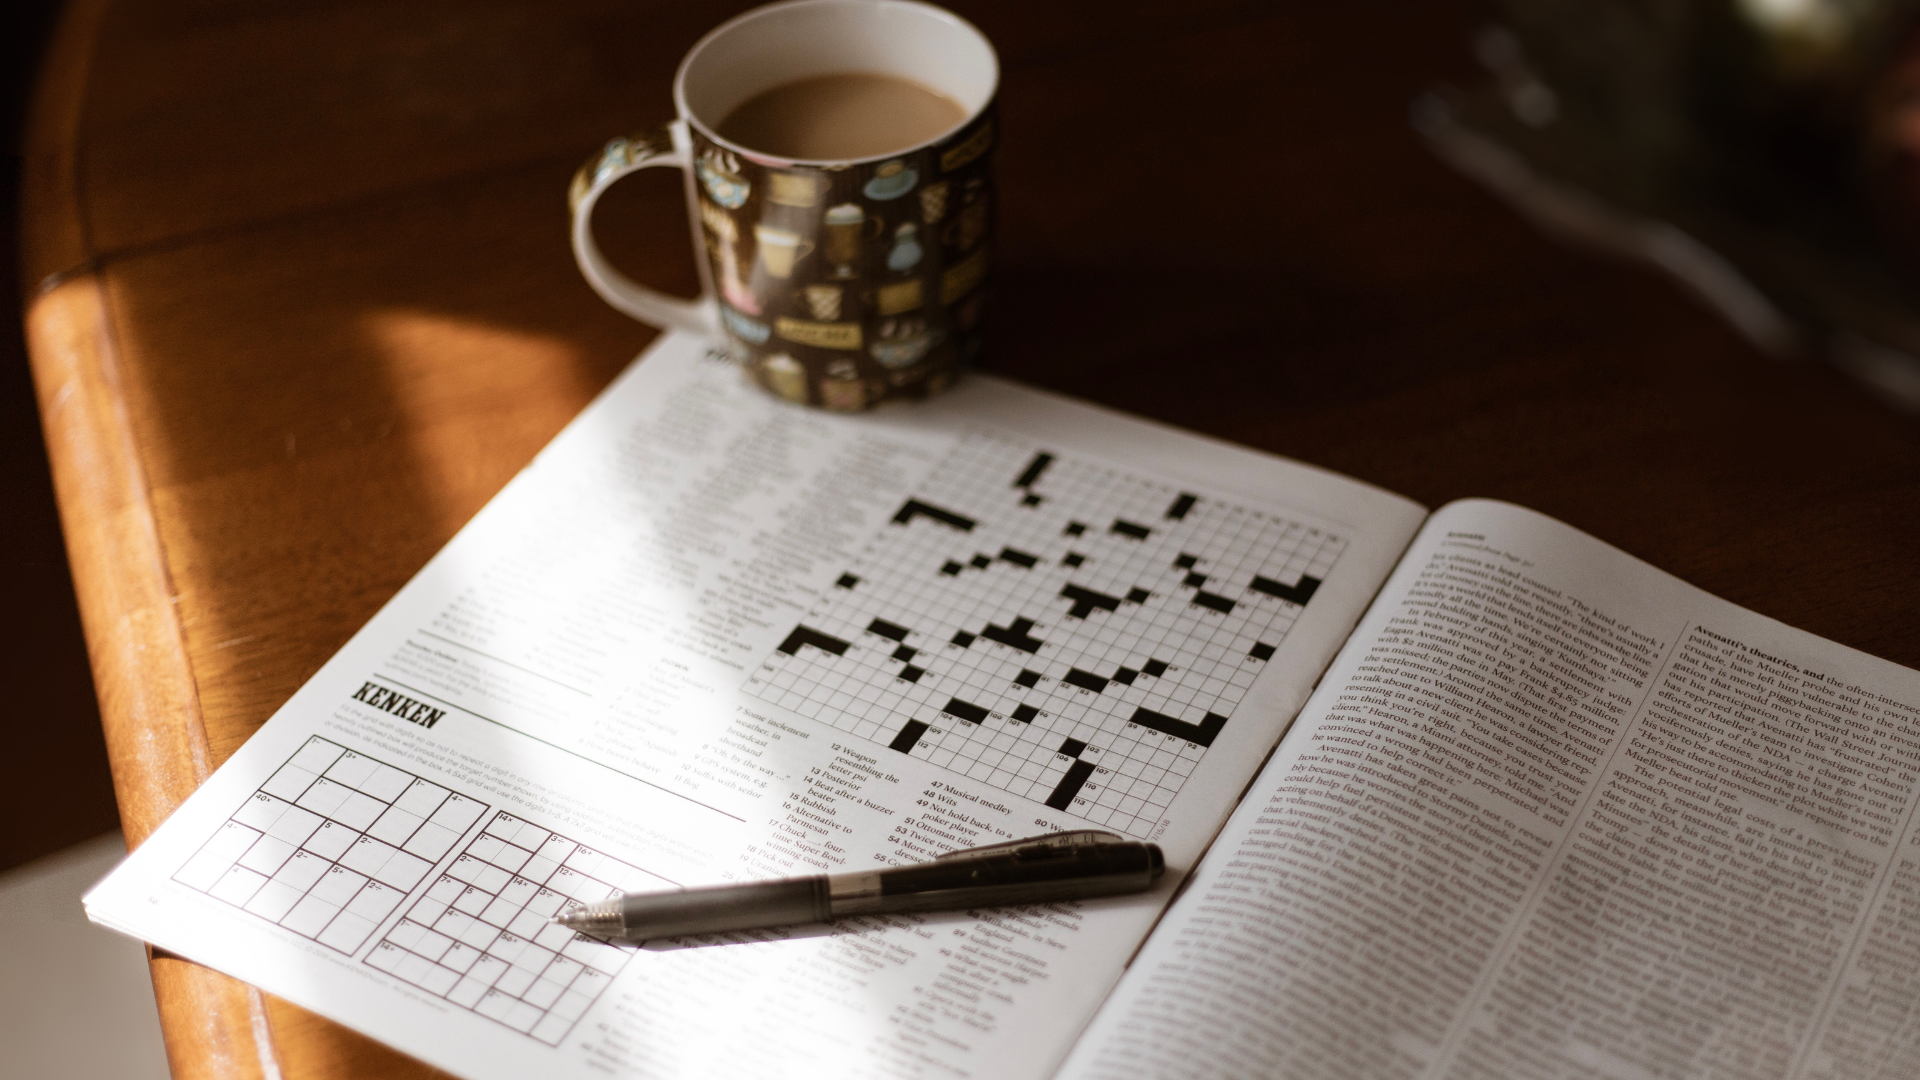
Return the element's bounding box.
[550,830,1164,940]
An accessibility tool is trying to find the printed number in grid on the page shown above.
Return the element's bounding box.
[745,432,1346,837]
[366,811,670,1045]
[173,736,490,955]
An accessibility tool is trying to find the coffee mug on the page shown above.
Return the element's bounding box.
[568,0,999,411]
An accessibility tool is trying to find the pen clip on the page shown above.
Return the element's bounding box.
[934,830,1129,861]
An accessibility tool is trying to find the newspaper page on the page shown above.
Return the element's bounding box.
[1060,500,1920,1080]
[85,332,1424,1080]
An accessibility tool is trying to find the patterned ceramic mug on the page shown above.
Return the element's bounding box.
[569,0,999,410]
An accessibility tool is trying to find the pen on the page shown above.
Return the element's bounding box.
[551,830,1164,940]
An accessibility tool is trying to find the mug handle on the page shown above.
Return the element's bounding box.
[568,121,719,335]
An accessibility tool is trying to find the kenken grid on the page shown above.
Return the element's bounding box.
[173,737,489,955]
[365,812,670,1045]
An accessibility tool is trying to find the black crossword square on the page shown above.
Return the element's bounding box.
[1249,642,1276,661]
[836,573,860,588]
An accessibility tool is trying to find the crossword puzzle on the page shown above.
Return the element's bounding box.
[174,737,489,955]
[365,811,668,1045]
[745,433,1346,837]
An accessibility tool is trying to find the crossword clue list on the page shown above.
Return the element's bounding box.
[747,433,1345,838]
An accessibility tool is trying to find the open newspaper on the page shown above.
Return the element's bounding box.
[86,333,1920,1079]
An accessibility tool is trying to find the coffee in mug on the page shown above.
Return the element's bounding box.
[568,0,999,410]
[716,73,968,162]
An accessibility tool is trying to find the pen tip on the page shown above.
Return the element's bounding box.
[549,898,623,935]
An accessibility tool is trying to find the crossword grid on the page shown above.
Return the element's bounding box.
[173,737,489,955]
[365,811,667,1045]
[745,433,1345,837]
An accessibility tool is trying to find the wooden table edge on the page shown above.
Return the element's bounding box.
[22,3,286,1075]
[24,278,284,1080]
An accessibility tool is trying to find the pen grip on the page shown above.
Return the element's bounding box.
[830,842,1164,915]
[838,872,1153,915]
[618,877,831,938]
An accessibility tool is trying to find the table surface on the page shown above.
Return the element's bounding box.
[22,1,1920,1077]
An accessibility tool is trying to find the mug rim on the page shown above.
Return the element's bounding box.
[673,0,999,168]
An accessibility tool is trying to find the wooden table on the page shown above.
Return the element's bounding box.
[22,1,1920,1076]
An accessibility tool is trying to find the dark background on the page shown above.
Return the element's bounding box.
[4,0,119,874]
[8,0,1918,875]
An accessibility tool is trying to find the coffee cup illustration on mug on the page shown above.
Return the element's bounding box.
[886,223,925,273]
[699,200,760,315]
[754,225,813,279]
[919,181,950,224]
[821,358,868,411]
[695,151,750,208]
[767,171,821,207]
[823,204,882,279]
[864,159,918,201]
[804,284,843,321]
[947,197,989,253]
[760,353,808,403]
[871,316,943,367]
